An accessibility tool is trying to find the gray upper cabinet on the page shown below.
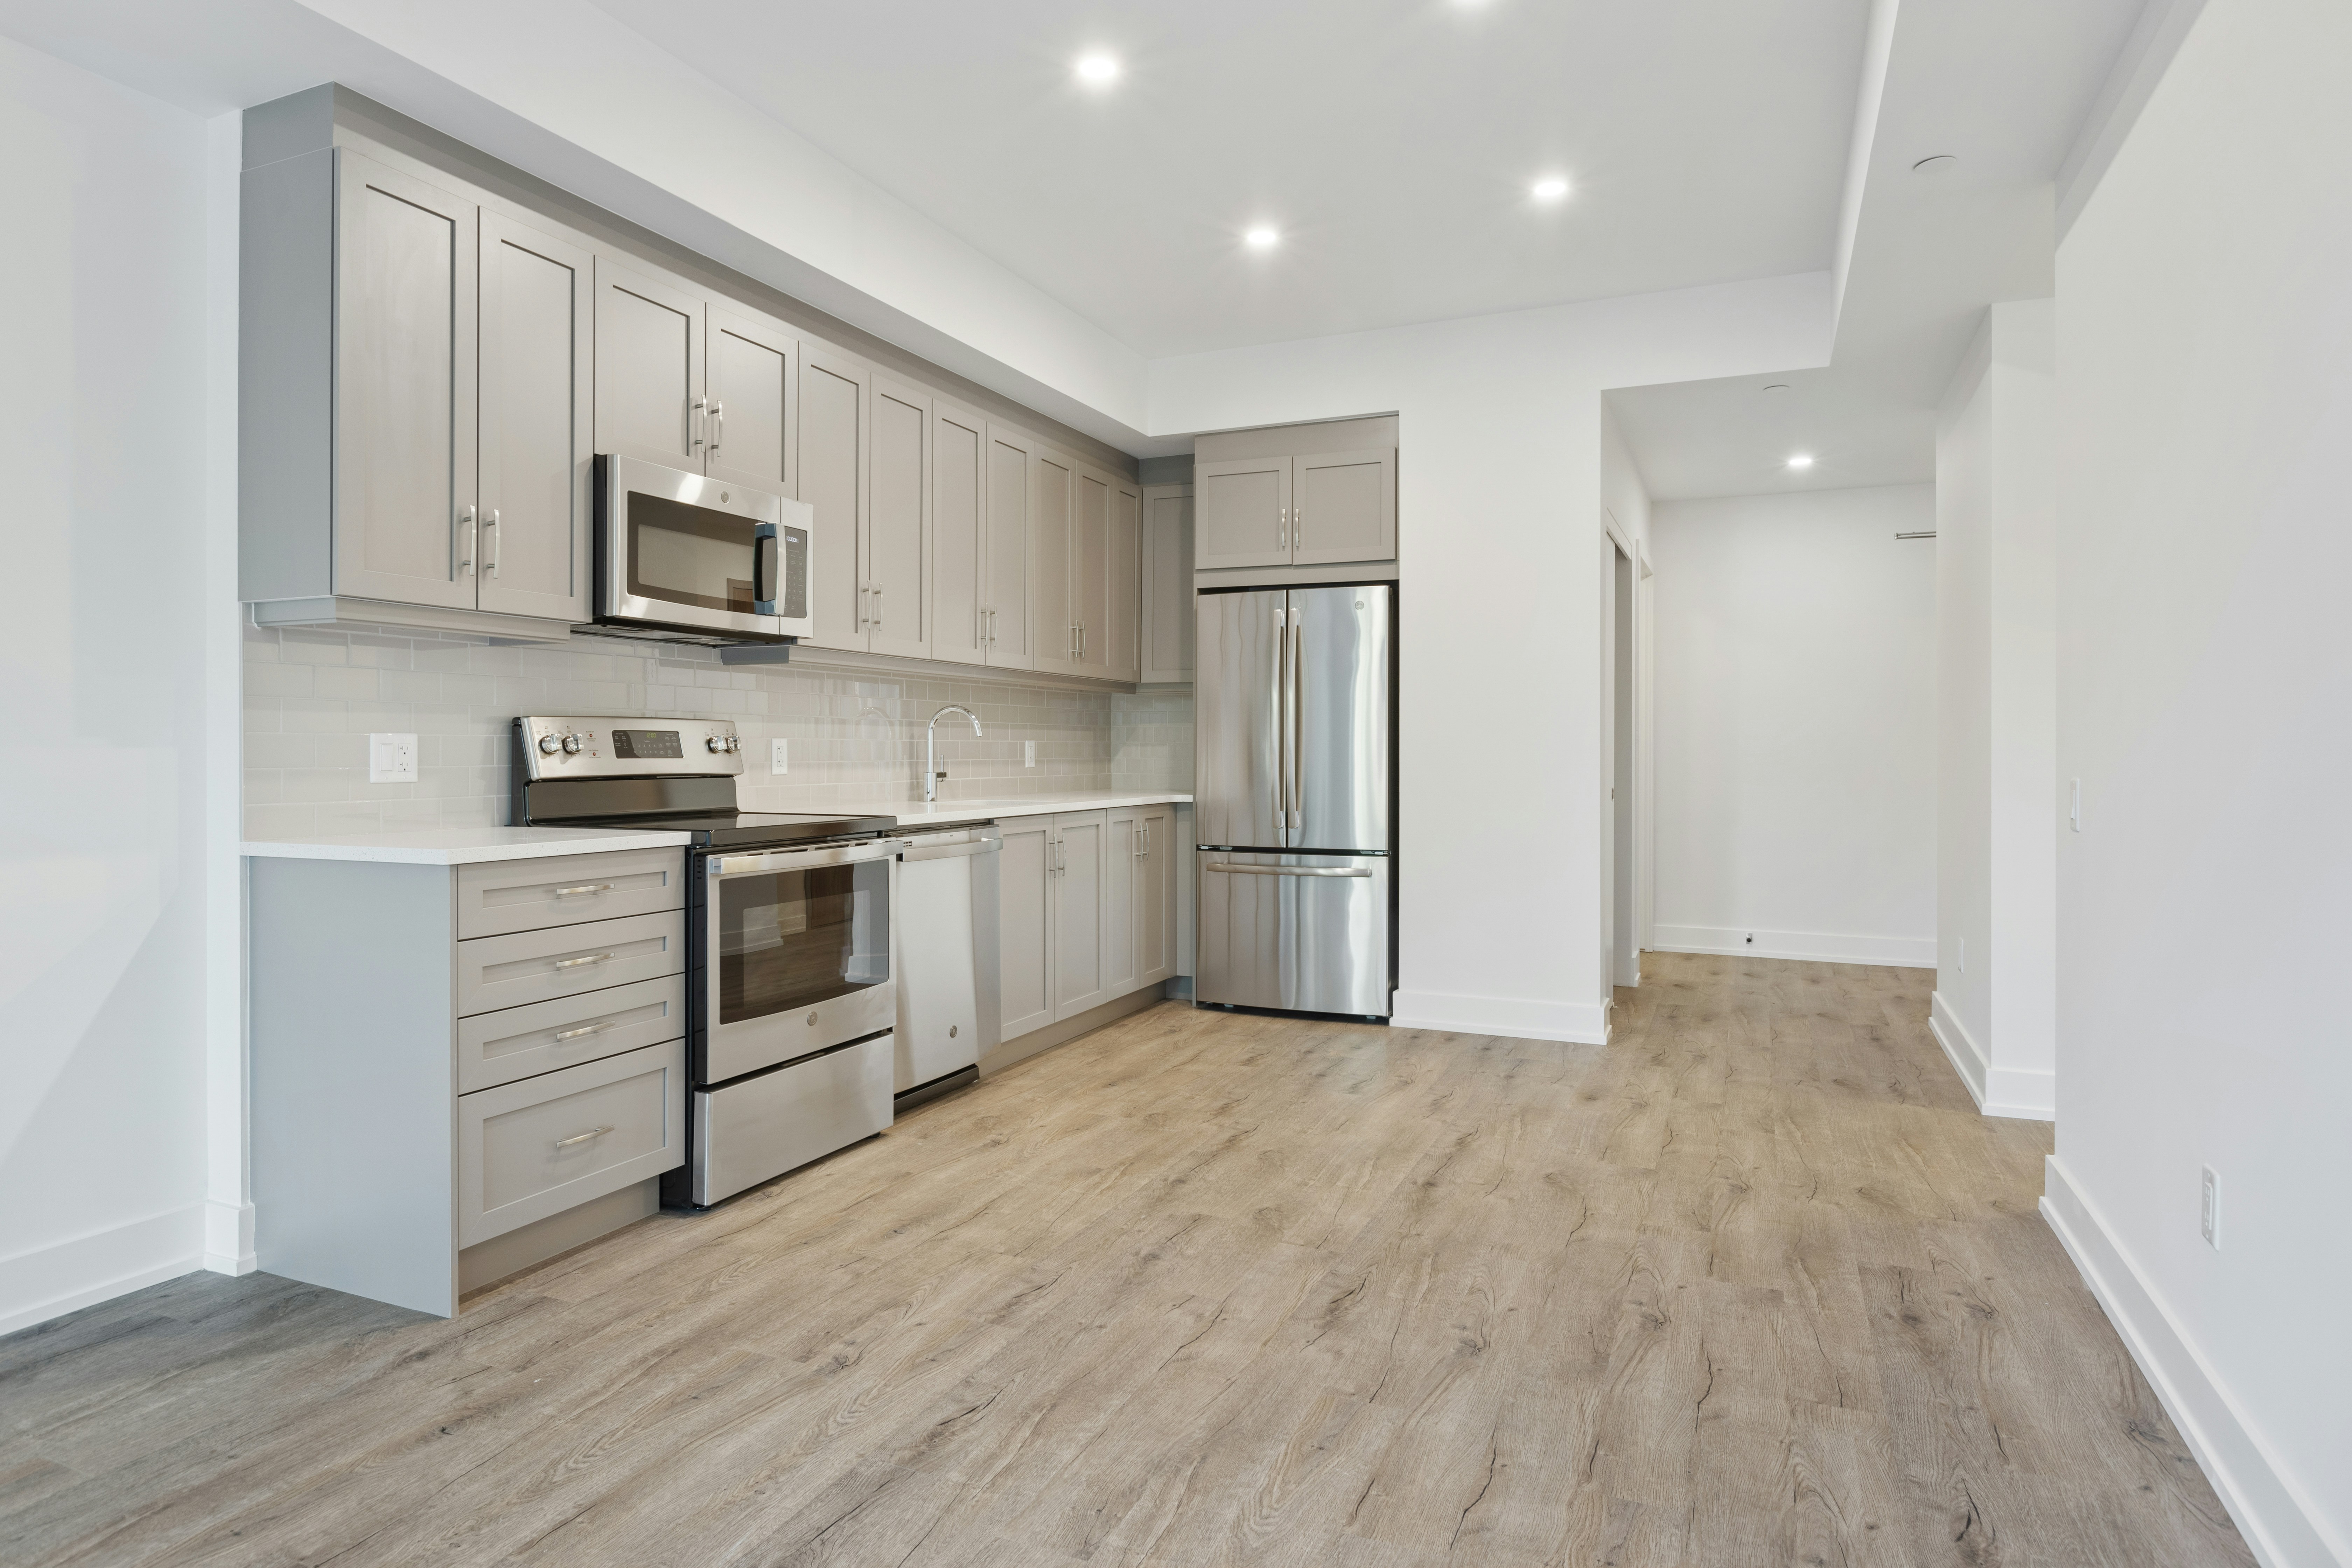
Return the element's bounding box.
[1194,456,1291,570]
[1073,464,1112,678]
[866,374,931,660]
[1140,485,1194,683]
[799,344,869,651]
[593,257,704,471]
[332,152,479,612]
[706,305,796,496]
[1107,479,1141,686]
[1293,448,1396,566]
[476,210,591,622]
[984,424,1036,671]
[930,400,987,667]
[1030,445,1078,675]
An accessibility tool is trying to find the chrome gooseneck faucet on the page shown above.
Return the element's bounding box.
[925,705,982,803]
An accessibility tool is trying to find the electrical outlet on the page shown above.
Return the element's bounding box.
[770,738,789,775]
[1023,740,1036,768]
[368,733,418,784]
[2201,1165,2220,1248]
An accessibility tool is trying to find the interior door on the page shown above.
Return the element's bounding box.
[1107,480,1141,684]
[997,818,1054,1041]
[798,344,868,650]
[1292,448,1396,566]
[1288,584,1392,853]
[930,400,987,667]
[866,376,930,659]
[332,151,478,610]
[1194,456,1292,569]
[706,305,795,496]
[476,210,590,621]
[1073,465,1111,676]
[983,425,1033,668]
[1194,590,1286,850]
[1051,811,1107,1018]
[593,256,704,471]
[1030,446,1076,673]
[1141,486,1195,683]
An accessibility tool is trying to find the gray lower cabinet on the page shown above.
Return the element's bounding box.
[250,847,688,1317]
[995,805,1183,1050]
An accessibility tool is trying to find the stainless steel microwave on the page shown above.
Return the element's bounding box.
[593,454,811,643]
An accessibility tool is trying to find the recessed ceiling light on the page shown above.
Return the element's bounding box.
[1786,454,1815,470]
[1074,54,1120,86]
[1911,154,1957,175]
[1531,175,1570,202]
[1244,226,1280,250]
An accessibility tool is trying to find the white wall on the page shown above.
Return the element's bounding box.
[1932,301,2059,1119]
[1152,271,1834,1041]
[2043,0,2352,1560]
[1647,485,1936,966]
[0,37,230,1334]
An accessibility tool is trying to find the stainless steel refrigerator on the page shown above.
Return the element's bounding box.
[1194,583,1394,1017]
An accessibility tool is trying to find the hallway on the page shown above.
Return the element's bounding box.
[1,957,2247,1566]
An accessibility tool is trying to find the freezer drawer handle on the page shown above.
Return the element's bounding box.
[1204,864,1371,878]
[552,1125,612,1150]
[552,952,614,970]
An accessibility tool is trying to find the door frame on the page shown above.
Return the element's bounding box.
[1601,511,1650,1020]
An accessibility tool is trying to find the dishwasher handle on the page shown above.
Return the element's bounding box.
[899,828,1003,863]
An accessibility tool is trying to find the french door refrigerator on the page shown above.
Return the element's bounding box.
[1195,583,1394,1017]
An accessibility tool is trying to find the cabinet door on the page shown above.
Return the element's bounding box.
[593,256,704,470]
[1140,485,1195,683]
[983,425,1034,669]
[332,152,478,610]
[1030,446,1077,674]
[1136,804,1174,989]
[866,376,931,660]
[1051,811,1107,1018]
[1072,464,1112,677]
[1293,448,1396,566]
[1104,805,1141,996]
[799,344,868,650]
[476,210,590,622]
[998,817,1055,1041]
[1107,480,1142,685]
[706,305,795,496]
[1194,455,1291,569]
[930,400,987,667]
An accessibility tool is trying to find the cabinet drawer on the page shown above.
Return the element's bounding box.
[456,847,685,939]
[456,910,682,1017]
[458,975,686,1094]
[458,1039,684,1247]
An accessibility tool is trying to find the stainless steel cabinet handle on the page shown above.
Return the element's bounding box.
[553,1021,614,1042]
[692,396,708,452]
[549,883,614,897]
[1204,864,1371,877]
[485,508,501,578]
[552,952,613,970]
[553,1125,612,1149]
[457,506,476,575]
[710,399,724,455]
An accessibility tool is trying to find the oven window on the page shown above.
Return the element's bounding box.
[627,491,758,612]
[717,859,890,1026]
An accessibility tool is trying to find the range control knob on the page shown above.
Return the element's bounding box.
[706,734,728,753]
[537,734,561,755]
[561,733,584,755]
[726,735,742,752]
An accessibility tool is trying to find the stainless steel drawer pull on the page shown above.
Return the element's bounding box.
[552,952,614,970]
[552,1021,614,1042]
[1204,864,1372,878]
[549,883,614,897]
[552,1125,612,1150]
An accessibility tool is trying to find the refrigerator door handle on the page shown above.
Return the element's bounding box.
[1289,618,1305,832]
[1274,606,1290,830]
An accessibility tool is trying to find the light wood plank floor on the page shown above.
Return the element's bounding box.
[2,953,2250,1566]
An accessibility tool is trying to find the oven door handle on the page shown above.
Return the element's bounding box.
[713,839,898,877]
[753,521,780,617]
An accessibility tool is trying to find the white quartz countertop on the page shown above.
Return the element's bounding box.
[241,826,696,866]
[845,792,1192,829]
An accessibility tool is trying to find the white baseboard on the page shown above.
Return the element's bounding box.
[1929,992,2057,1121]
[0,1205,204,1338]
[2041,1156,2347,1568]
[1651,924,1934,968]
[1390,988,1608,1044]
[204,1199,257,1276]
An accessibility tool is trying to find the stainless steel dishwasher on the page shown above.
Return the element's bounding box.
[892,824,1001,1107]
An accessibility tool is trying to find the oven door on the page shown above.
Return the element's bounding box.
[698,839,897,1083]
[597,454,810,640]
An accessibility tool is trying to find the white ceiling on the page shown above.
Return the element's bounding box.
[587,0,1870,359]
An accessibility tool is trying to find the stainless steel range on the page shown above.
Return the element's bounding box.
[513,714,899,1206]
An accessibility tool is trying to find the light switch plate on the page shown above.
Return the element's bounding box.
[369,733,419,784]
[771,738,789,775]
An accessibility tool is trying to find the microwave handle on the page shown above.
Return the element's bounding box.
[753,521,779,616]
